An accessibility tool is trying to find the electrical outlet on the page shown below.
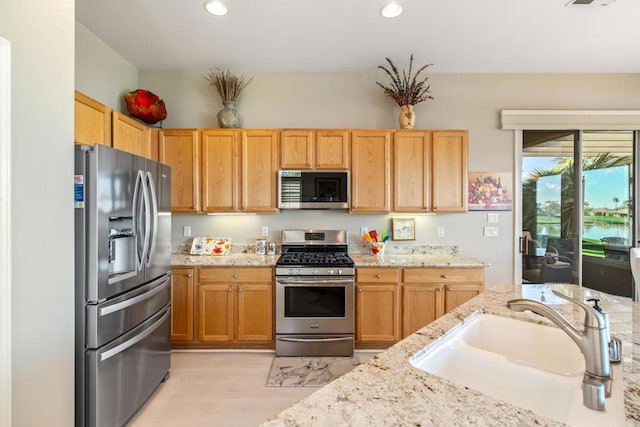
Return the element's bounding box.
[261,226,269,237]
[487,213,499,224]
[437,227,445,238]
[484,226,499,237]
[360,226,368,236]
[183,226,191,237]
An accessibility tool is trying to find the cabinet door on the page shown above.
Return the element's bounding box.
[280,130,314,169]
[74,91,111,146]
[236,283,273,342]
[401,284,443,338]
[171,268,194,342]
[350,130,391,213]
[444,284,483,313]
[159,129,200,212]
[355,284,399,343]
[316,130,350,169]
[112,111,149,158]
[393,131,431,212]
[201,129,239,212]
[432,130,468,212]
[241,130,279,212]
[197,283,234,342]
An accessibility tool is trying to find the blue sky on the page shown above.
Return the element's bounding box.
[522,157,629,209]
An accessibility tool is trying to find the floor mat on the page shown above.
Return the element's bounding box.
[266,356,361,387]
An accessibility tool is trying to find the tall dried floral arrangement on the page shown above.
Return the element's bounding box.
[376,54,433,106]
[203,68,253,102]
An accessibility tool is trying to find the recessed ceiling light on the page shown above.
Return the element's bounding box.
[205,1,228,16]
[381,3,403,18]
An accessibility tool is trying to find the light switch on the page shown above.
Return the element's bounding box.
[261,226,269,237]
[437,227,445,238]
[183,226,191,237]
[484,226,499,237]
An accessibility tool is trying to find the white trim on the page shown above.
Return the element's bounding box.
[501,110,640,130]
[0,36,12,427]
[513,130,523,286]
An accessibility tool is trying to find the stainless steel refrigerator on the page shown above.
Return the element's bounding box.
[74,144,171,427]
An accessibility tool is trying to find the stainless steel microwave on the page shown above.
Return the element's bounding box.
[278,170,350,210]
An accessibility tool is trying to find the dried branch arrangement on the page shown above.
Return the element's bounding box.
[203,68,253,102]
[376,54,433,106]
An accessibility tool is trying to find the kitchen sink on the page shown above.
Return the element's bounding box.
[410,311,625,425]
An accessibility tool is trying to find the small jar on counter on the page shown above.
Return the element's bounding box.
[255,238,267,255]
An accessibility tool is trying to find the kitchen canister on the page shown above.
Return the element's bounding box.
[267,242,276,255]
[255,238,267,255]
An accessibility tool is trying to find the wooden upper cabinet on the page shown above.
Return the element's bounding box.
[393,131,431,212]
[280,130,314,169]
[159,129,200,213]
[201,129,239,213]
[112,111,151,158]
[280,129,350,170]
[432,130,468,212]
[241,130,279,212]
[74,91,111,146]
[350,130,391,213]
[315,130,350,169]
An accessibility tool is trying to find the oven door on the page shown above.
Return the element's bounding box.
[275,277,354,334]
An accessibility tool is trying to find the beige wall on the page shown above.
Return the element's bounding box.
[75,26,640,288]
[1,1,75,426]
[75,22,138,113]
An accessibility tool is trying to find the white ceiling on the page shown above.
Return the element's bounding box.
[76,0,640,73]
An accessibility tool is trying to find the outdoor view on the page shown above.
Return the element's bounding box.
[521,130,634,296]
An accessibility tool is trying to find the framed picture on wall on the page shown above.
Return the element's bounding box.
[468,172,513,211]
[392,217,415,241]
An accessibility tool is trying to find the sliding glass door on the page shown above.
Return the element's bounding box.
[521,130,634,297]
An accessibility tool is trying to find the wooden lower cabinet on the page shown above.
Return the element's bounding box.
[170,268,194,342]
[401,268,484,338]
[355,268,400,349]
[170,267,274,349]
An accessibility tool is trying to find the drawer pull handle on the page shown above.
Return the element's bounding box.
[375,274,381,279]
[232,273,239,278]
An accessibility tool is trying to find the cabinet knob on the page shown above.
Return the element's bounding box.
[375,274,381,279]
[238,288,243,292]
[436,287,442,292]
[317,163,321,167]
[232,273,239,278]
[447,287,452,292]
[441,274,448,279]
[187,274,192,278]
[358,287,362,292]
[227,287,233,292]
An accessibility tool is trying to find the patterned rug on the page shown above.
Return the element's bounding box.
[266,356,361,387]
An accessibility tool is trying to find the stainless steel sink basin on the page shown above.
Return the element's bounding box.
[410,311,625,425]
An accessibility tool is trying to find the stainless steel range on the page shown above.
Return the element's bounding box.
[275,230,355,356]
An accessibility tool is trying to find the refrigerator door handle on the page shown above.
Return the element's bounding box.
[132,170,146,269]
[100,307,169,362]
[145,171,158,267]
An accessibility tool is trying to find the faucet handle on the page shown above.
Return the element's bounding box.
[552,290,605,329]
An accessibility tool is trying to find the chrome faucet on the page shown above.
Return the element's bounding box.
[507,290,611,412]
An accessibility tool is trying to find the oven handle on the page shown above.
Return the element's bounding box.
[276,279,354,285]
[277,337,353,343]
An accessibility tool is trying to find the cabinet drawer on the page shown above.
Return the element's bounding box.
[198,267,273,283]
[356,268,399,283]
[402,268,483,284]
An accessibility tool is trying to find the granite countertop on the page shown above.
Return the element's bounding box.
[261,284,640,426]
[171,253,487,268]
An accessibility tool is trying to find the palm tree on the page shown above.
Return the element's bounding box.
[613,197,619,212]
[523,153,630,239]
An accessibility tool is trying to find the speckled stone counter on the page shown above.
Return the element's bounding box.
[171,253,487,269]
[261,284,640,426]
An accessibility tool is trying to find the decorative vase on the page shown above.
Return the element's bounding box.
[217,100,239,128]
[399,104,415,130]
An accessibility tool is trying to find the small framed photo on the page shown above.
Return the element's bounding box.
[392,217,415,241]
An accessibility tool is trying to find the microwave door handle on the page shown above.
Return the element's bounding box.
[145,171,158,267]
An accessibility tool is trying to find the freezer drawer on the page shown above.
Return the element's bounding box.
[86,306,170,427]
[86,273,171,349]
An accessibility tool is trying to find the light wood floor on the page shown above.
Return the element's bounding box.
[128,350,377,427]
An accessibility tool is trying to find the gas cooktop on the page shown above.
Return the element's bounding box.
[277,250,354,267]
